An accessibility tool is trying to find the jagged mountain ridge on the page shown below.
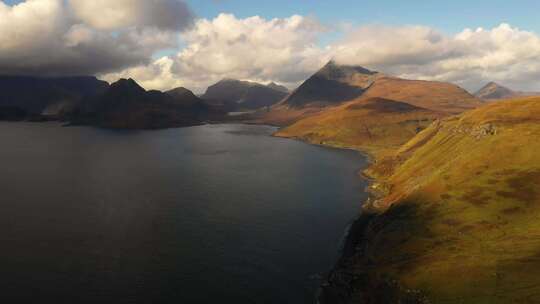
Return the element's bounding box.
[202,79,288,110]
[71,78,212,129]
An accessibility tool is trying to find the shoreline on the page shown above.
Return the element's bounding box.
[268,132,379,303]
[271,131,428,304]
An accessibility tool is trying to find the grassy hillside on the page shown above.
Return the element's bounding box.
[275,97,444,157]
[361,77,482,113]
[328,96,540,303]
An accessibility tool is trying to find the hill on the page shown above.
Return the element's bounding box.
[202,79,288,110]
[275,97,443,156]
[321,96,540,303]
[0,75,109,119]
[361,76,482,113]
[71,79,211,129]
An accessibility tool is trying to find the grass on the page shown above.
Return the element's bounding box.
[275,97,444,158]
[353,96,540,303]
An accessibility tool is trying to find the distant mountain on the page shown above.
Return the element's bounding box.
[474,82,540,101]
[0,75,109,119]
[166,87,204,106]
[71,79,212,129]
[280,61,380,108]
[267,82,289,93]
[202,79,288,110]
[474,82,517,100]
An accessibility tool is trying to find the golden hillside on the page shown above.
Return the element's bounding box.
[361,76,483,113]
[326,96,540,303]
[275,97,444,157]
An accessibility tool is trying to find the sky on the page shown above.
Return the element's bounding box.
[1,0,540,93]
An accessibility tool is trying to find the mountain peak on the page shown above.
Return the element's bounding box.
[110,78,146,93]
[317,60,378,80]
[267,82,289,93]
[475,81,516,100]
[202,78,288,110]
[279,61,380,108]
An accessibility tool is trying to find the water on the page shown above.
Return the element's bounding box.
[0,122,369,304]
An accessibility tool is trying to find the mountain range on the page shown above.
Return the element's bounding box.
[202,79,288,111]
[259,61,482,149]
[70,78,216,129]
[0,75,109,120]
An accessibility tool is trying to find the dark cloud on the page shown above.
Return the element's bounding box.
[0,0,193,76]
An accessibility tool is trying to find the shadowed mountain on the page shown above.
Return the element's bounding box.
[267,82,289,93]
[280,61,380,108]
[0,75,109,119]
[71,79,212,129]
[166,87,205,106]
[202,79,288,111]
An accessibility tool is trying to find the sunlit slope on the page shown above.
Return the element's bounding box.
[355,96,540,303]
[361,76,483,113]
[275,97,444,156]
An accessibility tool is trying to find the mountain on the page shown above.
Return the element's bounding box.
[267,82,289,93]
[202,79,288,110]
[280,61,380,108]
[474,81,517,100]
[257,61,481,126]
[166,87,204,106]
[475,81,540,101]
[71,79,211,129]
[0,75,109,119]
[320,96,540,303]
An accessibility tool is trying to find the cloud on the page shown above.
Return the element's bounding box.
[106,16,540,93]
[0,0,192,76]
[104,13,330,92]
[331,23,540,91]
[68,0,193,31]
[2,3,539,93]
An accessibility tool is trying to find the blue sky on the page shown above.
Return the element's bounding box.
[4,0,540,34]
[185,0,540,34]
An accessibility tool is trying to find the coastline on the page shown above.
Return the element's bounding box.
[271,131,427,304]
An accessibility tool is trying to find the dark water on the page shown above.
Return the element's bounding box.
[0,122,369,304]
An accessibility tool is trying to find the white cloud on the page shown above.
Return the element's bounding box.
[104,13,330,92]
[108,16,540,93]
[331,23,540,91]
